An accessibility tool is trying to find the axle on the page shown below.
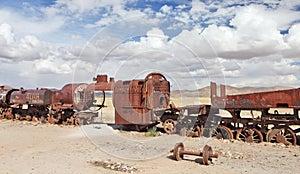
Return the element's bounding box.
[170,142,218,165]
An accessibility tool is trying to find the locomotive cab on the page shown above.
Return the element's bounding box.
[113,72,170,126]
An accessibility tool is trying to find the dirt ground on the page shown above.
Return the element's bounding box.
[0,119,299,174]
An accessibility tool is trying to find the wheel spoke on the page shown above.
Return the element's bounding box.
[267,127,297,146]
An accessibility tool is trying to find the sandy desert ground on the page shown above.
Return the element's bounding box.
[1,97,300,174]
[0,119,299,174]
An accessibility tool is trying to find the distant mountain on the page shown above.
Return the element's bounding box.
[171,85,293,98]
[0,85,12,90]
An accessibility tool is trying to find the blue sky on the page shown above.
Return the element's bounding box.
[0,0,300,90]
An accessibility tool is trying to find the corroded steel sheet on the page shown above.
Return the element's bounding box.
[224,89,300,109]
[113,72,170,125]
[10,89,51,105]
[211,82,300,109]
[88,74,115,91]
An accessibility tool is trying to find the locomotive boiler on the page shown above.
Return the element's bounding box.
[0,83,95,124]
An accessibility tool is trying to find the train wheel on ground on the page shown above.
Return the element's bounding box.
[202,145,213,165]
[173,142,184,161]
[236,127,263,143]
[211,125,233,139]
[163,119,176,134]
[266,127,297,146]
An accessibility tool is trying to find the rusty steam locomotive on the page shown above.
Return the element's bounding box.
[0,72,172,127]
[1,72,300,145]
[0,83,96,124]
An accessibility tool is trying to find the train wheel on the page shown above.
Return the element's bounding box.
[6,108,14,119]
[212,125,233,139]
[266,127,297,146]
[173,142,184,161]
[236,127,263,143]
[163,119,176,134]
[32,116,38,122]
[25,115,32,121]
[187,126,202,137]
[202,145,213,165]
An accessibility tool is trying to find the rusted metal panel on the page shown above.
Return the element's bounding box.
[59,83,106,111]
[60,84,88,105]
[113,72,170,125]
[210,82,226,108]
[211,82,300,109]
[89,74,115,91]
[113,80,150,125]
[10,89,51,105]
[224,89,300,109]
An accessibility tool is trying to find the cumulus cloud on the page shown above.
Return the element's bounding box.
[0,23,15,44]
[0,8,66,37]
[0,24,44,61]
[0,23,94,88]
[1,1,300,89]
[160,5,172,13]
[283,24,300,57]
[200,5,288,59]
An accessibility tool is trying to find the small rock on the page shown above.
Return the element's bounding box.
[91,159,139,173]
[225,151,232,158]
[223,139,230,143]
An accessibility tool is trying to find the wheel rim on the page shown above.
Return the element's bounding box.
[173,142,184,161]
[202,145,212,165]
[236,127,263,143]
[212,125,233,139]
[187,126,202,137]
[267,127,297,146]
[163,119,176,134]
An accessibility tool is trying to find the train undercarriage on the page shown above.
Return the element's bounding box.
[159,81,300,146]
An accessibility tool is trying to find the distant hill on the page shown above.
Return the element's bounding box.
[0,85,12,90]
[171,85,293,98]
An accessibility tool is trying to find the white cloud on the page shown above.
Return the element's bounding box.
[197,5,290,59]
[0,23,15,44]
[160,5,172,13]
[284,24,300,57]
[85,14,119,28]
[190,0,207,14]
[0,9,66,37]
[0,24,43,61]
[33,58,70,74]
[1,1,300,90]
[141,28,168,49]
